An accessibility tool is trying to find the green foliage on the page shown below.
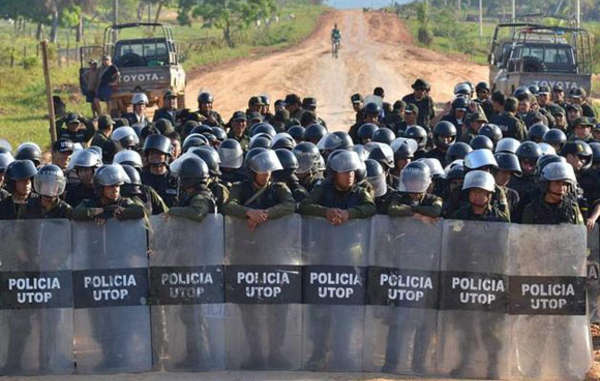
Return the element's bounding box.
[178,0,277,47]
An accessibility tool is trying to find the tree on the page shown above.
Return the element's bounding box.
[178,0,277,48]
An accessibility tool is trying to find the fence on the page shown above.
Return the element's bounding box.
[0,215,593,379]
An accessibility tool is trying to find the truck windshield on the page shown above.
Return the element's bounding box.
[515,46,574,65]
[114,40,169,67]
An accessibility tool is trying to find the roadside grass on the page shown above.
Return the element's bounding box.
[0,3,325,149]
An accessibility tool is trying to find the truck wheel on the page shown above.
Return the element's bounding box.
[177,94,186,109]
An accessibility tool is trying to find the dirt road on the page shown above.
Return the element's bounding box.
[185,10,489,131]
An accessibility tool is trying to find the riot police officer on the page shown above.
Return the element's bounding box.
[300,150,375,224]
[522,162,583,224]
[403,79,435,128]
[25,164,72,219]
[293,142,324,192]
[387,161,442,220]
[452,170,509,222]
[0,160,38,219]
[274,149,308,204]
[0,150,14,201]
[223,149,294,231]
[427,121,457,166]
[168,156,216,222]
[121,164,168,216]
[65,149,101,207]
[141,135,178,207]
[195,92,224,127]
[218,138,246,185]
[72,164,145,222]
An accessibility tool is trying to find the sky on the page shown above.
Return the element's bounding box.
[325,0,411,9]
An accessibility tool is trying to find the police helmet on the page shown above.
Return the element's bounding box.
[475,82,490,92]
[364,102,381,115]
[516,141,542,161]
[538,143,556,156]
[212,127,227,142]
[218,139,244,169]
[328,150,362,173]
[358,123,379,142]
[15,142,42,166]
[536,154,566,177]
[197,92,214,104]
[394,141,416,161]
[7,160,37,181]
[452,97,469,110]
[178,156,210,188]
[494,152,522,175]
[541,162,577,184]
[288,126,305,142]
[478,124,503,146]
[249,134,272,150]
[543,129,567,148]
[304,123,327,144]
[528,123,550,143]
[143,134,172,156]
[121,164,142,186]
[404,126,427,149]
[367,142,394,169]
[495,137,521,154]
[68,149,101,170]
[418,158,445,179]
[113,149,143,169]
[112,126,140,149]
[470,135,494,151]
[365,159,387,197]
[462,170,495,192]
[446,142,472,162]
[189,146,221,176]
[272,133,297,151]
[33,164,67,197]
[182,135,209,152]
[248,149,283,173]
[464,148,498,170]
[372,128,396,145]
[445,162,466,181]
[94,164,129,187]
[0,151,14,173]
[398,161,431,193]
[250,122,277,138]
[275,148,299,171]
[293,142,321,175]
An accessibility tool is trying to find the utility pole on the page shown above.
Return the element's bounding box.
[479,0,483,39]
[576,0,581,26]
[112,0,118,42]
[41,40,57,144]
[512,0,516,23]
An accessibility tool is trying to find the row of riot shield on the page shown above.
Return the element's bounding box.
[0,216,592,380]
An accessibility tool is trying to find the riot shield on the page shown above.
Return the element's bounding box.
[363,216,441,376]
[437,219,511,379]
[0,219,73,376]
[72,219,151,374]
[224,214,302,370]
[587,224,600,322]
[508,224,591,380]
[148,214,225,371]
[301,217,369,372]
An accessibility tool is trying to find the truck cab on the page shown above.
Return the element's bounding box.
[488,24,592,95]
[80,23,186,115]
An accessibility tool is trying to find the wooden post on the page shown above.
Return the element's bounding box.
[41,40,57,144]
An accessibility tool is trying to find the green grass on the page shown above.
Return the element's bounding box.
[404,15,496,65]
[0,3,325,150]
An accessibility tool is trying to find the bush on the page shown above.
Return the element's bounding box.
[21,56,39,70]
[418,26,433,46]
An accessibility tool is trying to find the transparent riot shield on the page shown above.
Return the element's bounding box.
[587,224,600,322]
[363,216,441,376]
[508,224,591,380]
[437,220,511,379]
[0,219,73,376]
[148,214,225,371]
[301,217,369,372]
[72,219,151,374]
[224,214,302,370]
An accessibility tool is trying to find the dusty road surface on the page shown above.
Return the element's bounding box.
[185,9,488,131]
